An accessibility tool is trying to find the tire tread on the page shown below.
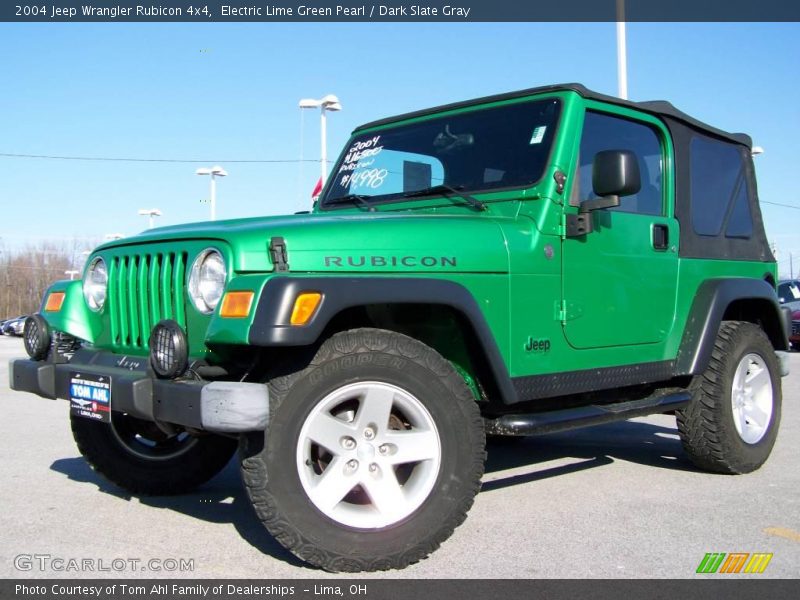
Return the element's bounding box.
[676,321,781,474]
[240,328,486,572]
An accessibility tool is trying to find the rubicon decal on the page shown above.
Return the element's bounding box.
[324,256,457,268]
[696,552,773,574]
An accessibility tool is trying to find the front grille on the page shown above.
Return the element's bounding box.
[108,252,188,348]
[792,321,800,337]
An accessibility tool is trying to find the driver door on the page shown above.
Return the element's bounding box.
[562,108,679,349]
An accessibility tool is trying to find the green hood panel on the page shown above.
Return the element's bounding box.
[101,213,511,274]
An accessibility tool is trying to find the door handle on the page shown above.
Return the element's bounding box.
[653,224,669,250]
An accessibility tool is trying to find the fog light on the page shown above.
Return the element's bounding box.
[149,320,188,379]
[23,314,51,361]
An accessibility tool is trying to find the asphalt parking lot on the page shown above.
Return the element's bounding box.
[0,334,797,579]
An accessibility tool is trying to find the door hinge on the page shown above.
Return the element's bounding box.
[269,236,289,272]
[556,300,567,323]
[565,213,593,237]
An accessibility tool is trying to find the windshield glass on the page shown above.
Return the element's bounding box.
[322,98,561,207]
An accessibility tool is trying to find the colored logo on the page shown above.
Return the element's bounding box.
[696,552,773,574]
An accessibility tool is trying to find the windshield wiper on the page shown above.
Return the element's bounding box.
[324,194,376,212]
[402,184,486,211]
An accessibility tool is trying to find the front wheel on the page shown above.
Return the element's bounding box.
[71,412,238,495]
[240,328,486,572]
[676,321,782,474]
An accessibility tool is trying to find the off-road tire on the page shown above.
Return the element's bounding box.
[239,328,486,572]
[676,321,781,474]
[71,413,237,495]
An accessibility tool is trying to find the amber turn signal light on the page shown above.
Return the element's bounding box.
[290,292,322,326]
[219,291,254,318]
[44,292,65,312]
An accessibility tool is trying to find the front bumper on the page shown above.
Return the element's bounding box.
[9,349,269,434]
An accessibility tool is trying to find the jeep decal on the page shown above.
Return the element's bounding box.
[524,337,551,353]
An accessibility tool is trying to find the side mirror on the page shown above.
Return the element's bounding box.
[593,149,641,197]
[566,150,642,237]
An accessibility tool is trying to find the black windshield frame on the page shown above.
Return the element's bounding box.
[320,97,562,210]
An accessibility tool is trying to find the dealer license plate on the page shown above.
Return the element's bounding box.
[69,372,111,423]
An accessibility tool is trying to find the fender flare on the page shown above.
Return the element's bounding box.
[248,276,518,404]
[675,278,789,375]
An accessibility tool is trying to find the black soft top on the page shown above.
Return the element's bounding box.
[355,83,752,148]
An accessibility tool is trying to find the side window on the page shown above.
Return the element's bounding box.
[689,135,754,239]
[577,111,663,216]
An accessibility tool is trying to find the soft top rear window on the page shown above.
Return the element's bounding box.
[690,135,754,239]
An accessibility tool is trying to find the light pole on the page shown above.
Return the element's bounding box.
[299,94,342,186]
[196,166,227,221]
[616,0,628,99]
[137,208,162,229]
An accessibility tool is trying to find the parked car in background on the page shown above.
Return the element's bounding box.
[0,318,14,335]
[0,317,17,334]
[777,279,800,311]
[2,317,27,336]
[790,310,800,351]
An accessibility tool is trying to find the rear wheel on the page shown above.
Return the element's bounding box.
[240,328,485,572]
[71,412,237,495]
[676,321,781,474]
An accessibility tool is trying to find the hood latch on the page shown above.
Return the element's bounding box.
[269,237,289,272]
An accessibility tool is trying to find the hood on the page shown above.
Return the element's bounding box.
[99,212,510,274]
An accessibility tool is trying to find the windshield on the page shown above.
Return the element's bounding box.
[322,98,561,208]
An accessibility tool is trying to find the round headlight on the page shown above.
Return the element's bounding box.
[83,257,108,312]
[188,249,226,314]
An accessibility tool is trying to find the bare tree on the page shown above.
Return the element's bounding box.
[0,240,96,319]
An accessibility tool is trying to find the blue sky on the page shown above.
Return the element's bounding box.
[1,22,798,276]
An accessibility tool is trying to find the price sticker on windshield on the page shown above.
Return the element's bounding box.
[529,126,547,145]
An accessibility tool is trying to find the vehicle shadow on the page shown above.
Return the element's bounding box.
[482,417,698,492]
[49,457,307,569]
[49,417,697,568]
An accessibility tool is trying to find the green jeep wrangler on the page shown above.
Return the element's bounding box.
[10,84,792,572]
